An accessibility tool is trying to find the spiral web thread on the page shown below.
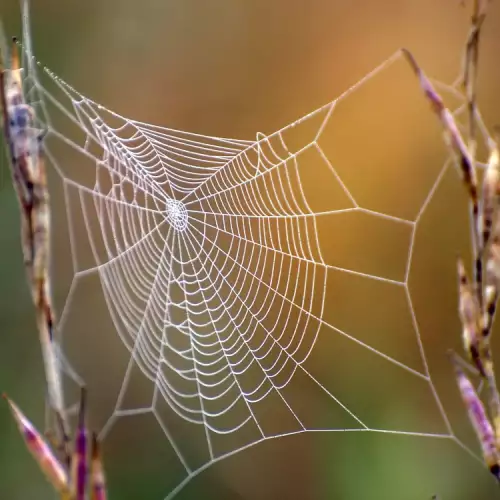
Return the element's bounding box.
[12,2,498,498]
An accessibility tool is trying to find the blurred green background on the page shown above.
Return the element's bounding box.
[2,0,500,499]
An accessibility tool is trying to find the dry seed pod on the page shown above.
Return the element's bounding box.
[483,225,500,338]
[3,395,69,494]
[482,284,497,339]
[457,260,485,374]
[486,238,500,286]
[449,352,500,481]
[481,141,500,248]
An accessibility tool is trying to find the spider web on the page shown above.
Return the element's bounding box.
[11,2,497,498]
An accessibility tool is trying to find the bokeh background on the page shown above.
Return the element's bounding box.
[2,1,500,499]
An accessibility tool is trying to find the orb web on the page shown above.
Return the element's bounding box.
[11,1,497,498]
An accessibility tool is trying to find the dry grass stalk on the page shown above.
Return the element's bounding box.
[0,28,108,500]
[405,0,500,484]
[0,35,67,434]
